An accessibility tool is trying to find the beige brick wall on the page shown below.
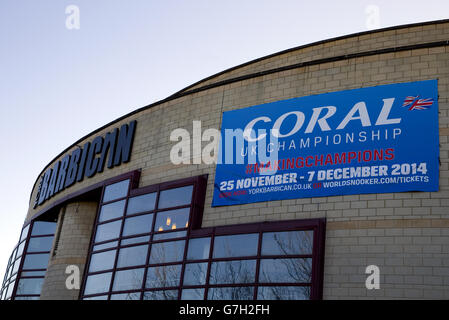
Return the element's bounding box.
[40,201,97,300]
[21,20,449,299]
[324,220,449,299]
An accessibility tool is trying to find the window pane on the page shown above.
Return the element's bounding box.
[14,296,40,300]
[31,221,56,236]
[16,241,26,258]
[154,208,190,232]
[261,231,313,255]
[27,236,54,253]
[143,290,178,300]
[84,272,112,295]
[146,264,182,288]
[213,234,258,258]
[11,259,20,275]
[127,193,156,215]
[89,250,116,273]
[187,238,210,260]
[95,220,122,243]
[183,263,207,286]
[83,295,108,300]
[257,286,310,300]
[11,248,17,262]
[149,240,185,264]
[16,278,44,295]
[6,281,15,299]
[158,186,193,209]
[122,214,153,237]
[20,225,30,242]
[23,253,50,270]
[121,236,150,246]
[20,271,46,277]
[93,241,118,252]
[153,230,186,241]
[181,288,204,300]
[112,268,144,292]
[103,179,129,202]
[117,245,148,268]
[208,287,254,300]
[110,292,141,300]
[259,258,312,283]
[99,200,126,222]
[209,260,256,284]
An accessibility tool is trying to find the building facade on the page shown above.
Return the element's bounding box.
[2,19,449,300]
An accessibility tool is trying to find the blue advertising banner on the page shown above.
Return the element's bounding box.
[212,80,439,207]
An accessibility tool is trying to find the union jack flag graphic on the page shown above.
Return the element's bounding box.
[402,96,434,110]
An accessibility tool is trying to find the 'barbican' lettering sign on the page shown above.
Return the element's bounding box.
[34,120,137,208]
[212,80,439,206]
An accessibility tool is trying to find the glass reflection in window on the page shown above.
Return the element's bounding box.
[121,236,150,246]
[20,271,46,277]
[98,200,125,222]
[83,295,108,300]
[84,272,112,295]
[208,287,254,300]
[112,268,145,292]
[146,264,182,288]
[213,234,258,258]
[154,208,189,232]
[16,278,44,295]
[149,240,185,264]
[93,241,118,252]
[103,179,129,203]
[89,250,116,273]
[259,258,312,283]
[153,231,186,241]
[95,220,122,243]
[143,290,178,300]
[27,236,54,253]
[187,237,210,261]
[20,225,30,242]
[122,214,153,237]
[110,292,141,300]
[183,263,207,286]
[117,245,148,268]
[158,186,193,209]
[22,253,50,270]
[261,231,313,255]
[16,241,26,258]
[209,260,256,284]
[181,288,204,300]
[31,221,56,236]
[127,193,156,215]
[257,286,310,300]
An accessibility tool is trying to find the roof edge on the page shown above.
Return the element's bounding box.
[169,18,449,97]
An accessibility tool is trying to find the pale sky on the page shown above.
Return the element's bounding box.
[0,0,448,279]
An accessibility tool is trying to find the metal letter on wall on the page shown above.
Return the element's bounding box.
[33,121,137,208]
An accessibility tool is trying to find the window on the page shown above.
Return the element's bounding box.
[81,176,205,301]
[102,179,130,203]
[213,234,258,258]
[80,175,325,300]
[1,220,57,300]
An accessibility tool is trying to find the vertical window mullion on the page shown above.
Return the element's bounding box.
[254,230,263,300]
[178,181,197,300]
[140,186,160,299]
[203,232,215,300]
